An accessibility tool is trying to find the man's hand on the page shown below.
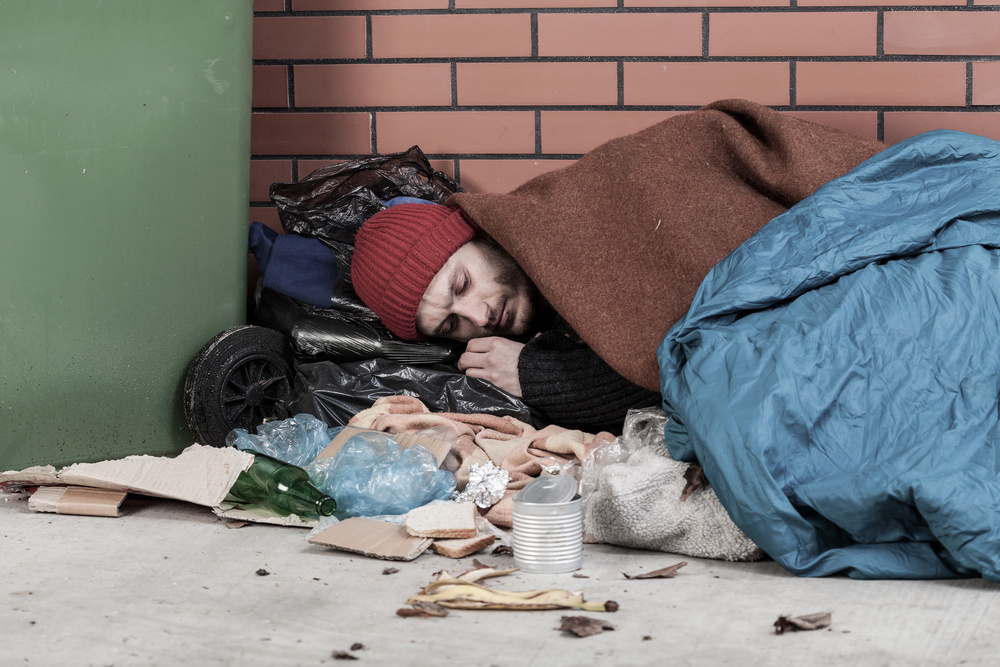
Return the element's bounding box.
[457,336,525,397]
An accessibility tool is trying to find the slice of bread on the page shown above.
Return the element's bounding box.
[405,502,477,539]
[431,533,496,559]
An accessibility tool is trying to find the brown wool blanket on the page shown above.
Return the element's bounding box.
[449,99,884,390]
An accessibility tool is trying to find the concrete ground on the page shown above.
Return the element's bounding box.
[2,490,998,667]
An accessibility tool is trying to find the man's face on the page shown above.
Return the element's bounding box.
[415,238,538,341]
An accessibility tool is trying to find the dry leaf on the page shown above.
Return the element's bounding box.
[382,567,399,575]
[559,615,616,637]
[680,464,707,501]
[396,601,450,618]
[225,520,249,529]
[255,568,270,577]
[331,650,358,660]
[774,612,832,634]
[492,545,514,556]
[622,562,687,579]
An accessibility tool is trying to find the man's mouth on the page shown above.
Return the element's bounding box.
[493,302,509,332]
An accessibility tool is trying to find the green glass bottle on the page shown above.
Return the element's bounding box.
[227,451,336,518]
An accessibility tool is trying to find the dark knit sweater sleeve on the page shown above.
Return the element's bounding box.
[517,327,661,435]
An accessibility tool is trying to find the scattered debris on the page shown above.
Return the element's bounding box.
[642,635,652,641]
[382,567,399,576]
[397,601,450,618]
[332,650,358,660]
[225,520,249,529]
[622,562,687,579]
[774,612,832,634]
[255,568,270,577]
[350,643,365,651]
[558,615,616,637]
[572,573,590,579]
[492,545,513,557]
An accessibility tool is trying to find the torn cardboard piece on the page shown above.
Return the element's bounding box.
[309,517,433,561]
[28,485,128,517]
[2,444,253,508]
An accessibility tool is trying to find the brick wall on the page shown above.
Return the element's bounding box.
[249,0,1000,237]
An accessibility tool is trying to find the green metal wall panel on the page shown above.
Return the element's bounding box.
[0,1,252,469]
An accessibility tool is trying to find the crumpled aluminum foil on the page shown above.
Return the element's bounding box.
[453,461,510,509]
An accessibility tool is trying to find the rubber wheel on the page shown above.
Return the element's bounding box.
[183,326,293,448]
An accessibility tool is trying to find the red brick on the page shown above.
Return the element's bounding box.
[372,14,531,59]
[797,62,967,106]
[294,0,447,8]
[253,17,366,60]
[538,13,701,57]
[251,112,371,155]
[376,111,536,155]
[459,0,613,6]
[541,111,686,154]
[973,61,1000,106]
[800,0,962,6]
[884,11,1000,56]
[884,112,1000,144]
[782,111,880,142]
[250,160,293,203]
[253,66,289,109]
[628,0,787,6]
[458,62,618,106]
[295,64,452,108]
[458,160,575,194]
[254,0,285,11]
[625,62,789,106]
[975,0,1000,5]
[298,160,347,181]
[710,12,876,57]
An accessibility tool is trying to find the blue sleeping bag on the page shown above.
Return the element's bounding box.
[657,130,1000,580]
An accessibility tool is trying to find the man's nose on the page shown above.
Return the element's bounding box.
[455,299,490,328]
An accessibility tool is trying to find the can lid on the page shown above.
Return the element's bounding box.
[514,474,578,504]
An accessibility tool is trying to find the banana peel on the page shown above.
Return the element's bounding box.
[407,569,618,612]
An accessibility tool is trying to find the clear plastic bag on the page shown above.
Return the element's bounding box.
[307,430,456,519]
[226,413,343,468]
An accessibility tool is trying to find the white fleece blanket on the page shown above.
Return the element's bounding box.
[582,408,763,562]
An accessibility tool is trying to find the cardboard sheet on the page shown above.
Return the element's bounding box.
[2,444,254,508]
[28,485,128,517]
[308,517,433,561]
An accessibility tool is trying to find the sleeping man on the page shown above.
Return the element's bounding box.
[350,99,882,434]
[352,99,1000,582]
[350,200,662,434]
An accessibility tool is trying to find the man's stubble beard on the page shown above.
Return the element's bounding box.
[478,237,548,340]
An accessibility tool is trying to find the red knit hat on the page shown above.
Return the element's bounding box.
[352,203,477,340]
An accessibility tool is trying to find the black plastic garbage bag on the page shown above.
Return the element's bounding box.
[269,145,460,243]
[280,358,542,429]
[255,288,462,366]
[268,146,462,310]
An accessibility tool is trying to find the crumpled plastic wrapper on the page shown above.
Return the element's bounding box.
[452,461,510,509]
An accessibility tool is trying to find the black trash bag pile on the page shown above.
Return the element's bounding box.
[269,145,461,311]
[255,288,463,366]
[279,359,538,428]
[263,146,539,427]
